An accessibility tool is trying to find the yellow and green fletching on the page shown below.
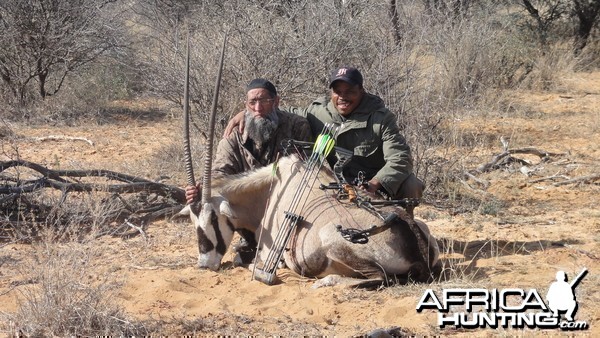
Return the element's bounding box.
[323,137,336,157]
[312,133,329,156]
[311,130,337,159]
[312,134,324,153]
[317,134,331,155]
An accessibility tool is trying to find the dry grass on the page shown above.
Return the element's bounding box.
[1,238,153,336]
[1,1,598,335]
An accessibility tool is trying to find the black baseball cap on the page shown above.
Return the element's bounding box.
[246,78,277,96]
[329,67,363,87]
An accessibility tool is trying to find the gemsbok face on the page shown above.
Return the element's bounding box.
[196,203,232,271]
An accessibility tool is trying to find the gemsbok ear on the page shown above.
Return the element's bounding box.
[218,197,237,219]
[178,204,191,216]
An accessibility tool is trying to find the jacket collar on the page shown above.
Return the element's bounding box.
[327,92,386,126]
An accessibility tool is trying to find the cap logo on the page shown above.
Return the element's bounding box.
[336,68,348,76]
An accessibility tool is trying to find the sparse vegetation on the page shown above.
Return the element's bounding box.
[0,0,598,336]
[1,239,154,336]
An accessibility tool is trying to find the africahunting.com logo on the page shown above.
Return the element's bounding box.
[416,268,589,331]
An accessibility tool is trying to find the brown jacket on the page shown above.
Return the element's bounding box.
[213,109,312,177]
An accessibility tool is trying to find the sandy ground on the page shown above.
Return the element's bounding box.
[0,72,598,336]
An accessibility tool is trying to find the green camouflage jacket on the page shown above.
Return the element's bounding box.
[287,93,413,197]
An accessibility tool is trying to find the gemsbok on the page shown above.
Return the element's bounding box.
[182,34,440,288]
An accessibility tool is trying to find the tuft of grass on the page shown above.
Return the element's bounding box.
[478,196,507,216]
[2,239,152,336]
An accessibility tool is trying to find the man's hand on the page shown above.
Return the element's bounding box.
[185,183,202,204]
[223,110,246,138]
[358,178,383,199]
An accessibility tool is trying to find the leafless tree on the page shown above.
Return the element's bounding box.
[0,0,128,105]
[572,0,600,54]
[389,0,403,47]
[518,0,570,47]
[515,0,600,54]
[130,0,387,129]
[423,0,472,19]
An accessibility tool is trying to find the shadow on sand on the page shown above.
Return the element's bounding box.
[434,237,583,282]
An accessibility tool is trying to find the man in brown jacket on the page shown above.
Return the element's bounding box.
[185,78,312,263]
[185,78,312,201]
[211,79,313,177]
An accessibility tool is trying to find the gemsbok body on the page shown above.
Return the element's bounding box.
[188,152,440,287]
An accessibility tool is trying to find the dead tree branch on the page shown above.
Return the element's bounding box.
[0,160,187,241]
[552,174,600,186]
[0,159,186,202]
[475,147,565,173]
[528,173,571,184]
[31,135,94,146]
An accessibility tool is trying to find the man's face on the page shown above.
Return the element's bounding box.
[246,88,278,118]
[331,81,364,116]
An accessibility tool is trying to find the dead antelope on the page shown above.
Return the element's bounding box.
[220,152,440,287]
[182,34,440,288]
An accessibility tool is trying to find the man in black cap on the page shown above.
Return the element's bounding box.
[185,78,312,263]
[225,68,423,218]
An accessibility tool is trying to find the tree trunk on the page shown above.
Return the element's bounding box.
[573,0,600,55]
[389,0,402,47]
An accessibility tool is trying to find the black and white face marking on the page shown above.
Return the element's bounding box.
[195,203,235,271]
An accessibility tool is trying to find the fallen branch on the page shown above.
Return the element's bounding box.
[476,147,565,173]
[31,135,94,146]
[1,159,163,183]
[552,174,600,186]
[507,147,564,158]
[463,171,490,189]
[1,159,187,240]
[124,220,147,240]
[528,173,571,184]
[476,151,528,173]
[0,159,185,203]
